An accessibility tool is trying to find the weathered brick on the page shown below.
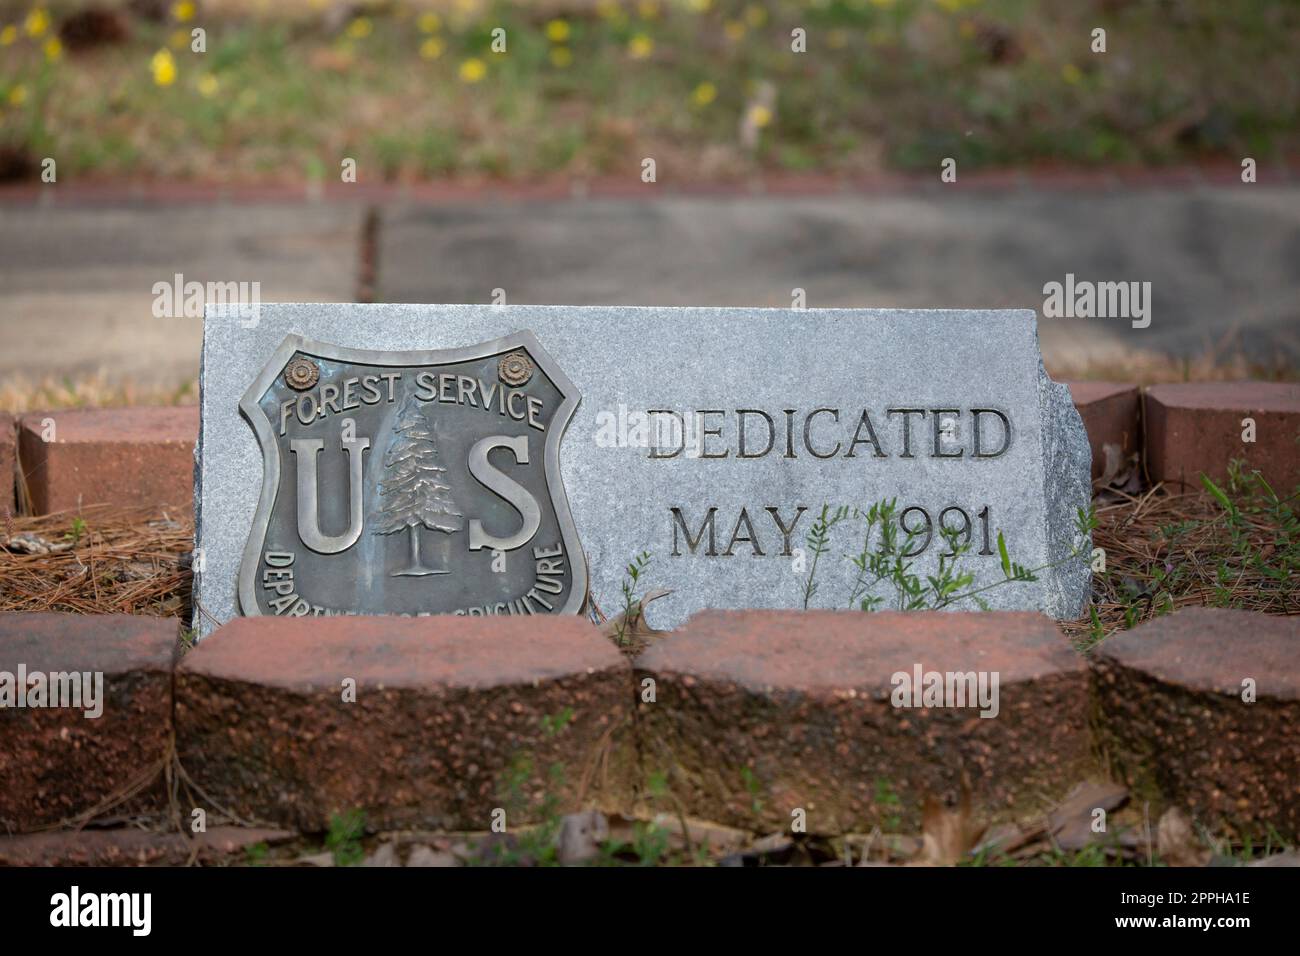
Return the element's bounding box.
[0,613,178,832]
[635,610,1091,833]
[0,412,14,519]
[1145,382,1299,491]
[1091,607,1300,841]
[1067,381,1140,482]
[17,406,197,515]
[175,615,635,832]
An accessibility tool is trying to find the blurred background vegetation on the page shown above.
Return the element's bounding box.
[0,0,1296,183]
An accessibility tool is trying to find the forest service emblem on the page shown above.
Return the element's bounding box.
[236,331,587,618]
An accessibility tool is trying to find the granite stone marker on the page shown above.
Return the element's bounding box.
[195,305,1091,637]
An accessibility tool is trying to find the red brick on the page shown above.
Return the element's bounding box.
[635,610,1090,834]
[1145,382,1299,491]
[175,615,635,832]
[0,412,14,520]
[17,406,197,514]
[1091,608,1300,840]
[1066,381,1141,482]
[0,613,178,832]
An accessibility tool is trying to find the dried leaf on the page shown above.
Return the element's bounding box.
[406,845,459,867]
[648,813,749,855]
[557,810,609,865]
[1156,807,1210,866]
[911,790,982,866]
[2,532,72,555]
[362,843,400,867]
[1048,780,1128,850]
[972,822,1028,856]
[721,834,813,867]
[1096,442,1124,488]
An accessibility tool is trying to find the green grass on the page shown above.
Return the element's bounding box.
[1,0,1296,182]
[324,808,366,867]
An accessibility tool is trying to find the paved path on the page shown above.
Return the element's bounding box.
[0,203,363,386]
[1,185,1296,388]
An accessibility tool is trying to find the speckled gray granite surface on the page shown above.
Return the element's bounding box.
[195,304,1090,637]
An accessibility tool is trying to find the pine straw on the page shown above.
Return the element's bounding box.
[0,487,1293,642]
[1063,481,1299,647]
[0,504,192,621]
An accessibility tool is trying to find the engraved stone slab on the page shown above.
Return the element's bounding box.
[196,305,1091,637]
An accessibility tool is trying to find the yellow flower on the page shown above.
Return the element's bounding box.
[686,0,711,12]
[596,0,623,21]
[627,33,653,59]
[419,37,444,60]
[172,1,196,22]
[744,5,768,28]
[25,9,49,38]
[746,104,772,128]
[7,84,27,106]
[418,12,441,33]
[458,57,486,82]
[345,17,372,39]
[43,37,61,61]
[151,48,177,87]
[1062,62,1082,85]
[549,46,572,68]
[724,20,745,42]
[197,73,219,97]
[689,81,717,107]
[0,25,17,46]
[545,18,570,43]
[169,29,190,49]
[637,0,661,18]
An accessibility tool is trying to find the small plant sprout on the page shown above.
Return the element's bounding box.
[800,498,1097,612]
[614,550,652,645]
[325,809,366,866]
[64,516,87,546]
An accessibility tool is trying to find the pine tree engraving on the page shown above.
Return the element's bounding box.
[373,392,463,576]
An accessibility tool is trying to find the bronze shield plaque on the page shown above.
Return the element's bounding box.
[237,331,586,617]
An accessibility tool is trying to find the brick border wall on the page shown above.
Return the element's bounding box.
[9,406,197,516]
[0,159,1294,208]
[1,607,1295,840]
[0,413,14,520]
[4,384,1295,516]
